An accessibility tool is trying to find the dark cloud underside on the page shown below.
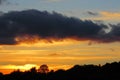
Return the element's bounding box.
[0,9,120,45]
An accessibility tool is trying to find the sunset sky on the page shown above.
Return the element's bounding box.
[0,0,120,74]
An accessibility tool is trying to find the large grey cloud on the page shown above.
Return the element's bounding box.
[0,9,119,45]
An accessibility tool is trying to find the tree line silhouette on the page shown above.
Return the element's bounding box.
[0,61,120,80]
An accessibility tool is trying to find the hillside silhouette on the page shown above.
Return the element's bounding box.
[0,61,120,80]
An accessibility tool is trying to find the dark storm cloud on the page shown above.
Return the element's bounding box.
[0,9,119,45]
[106,24,120,42]
[109,24,120,36]
[86,11,99,16]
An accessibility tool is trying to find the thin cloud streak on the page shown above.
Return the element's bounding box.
[86,11,99,16]
[85,11,120,23]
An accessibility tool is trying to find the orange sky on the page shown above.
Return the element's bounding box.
[0,40,120,74]
[0,0,120,75]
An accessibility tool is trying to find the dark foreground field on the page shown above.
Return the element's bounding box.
[0,61,120,80]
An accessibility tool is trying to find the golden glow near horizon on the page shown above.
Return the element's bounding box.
[0,39,120,74]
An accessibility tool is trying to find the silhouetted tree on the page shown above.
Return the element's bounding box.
[0,62,120,80]
[30,67,37,73]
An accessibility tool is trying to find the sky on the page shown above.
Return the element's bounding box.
[0,0,120,74]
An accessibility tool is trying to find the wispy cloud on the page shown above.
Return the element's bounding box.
[86,11,99,16]
[85,11,120,23]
